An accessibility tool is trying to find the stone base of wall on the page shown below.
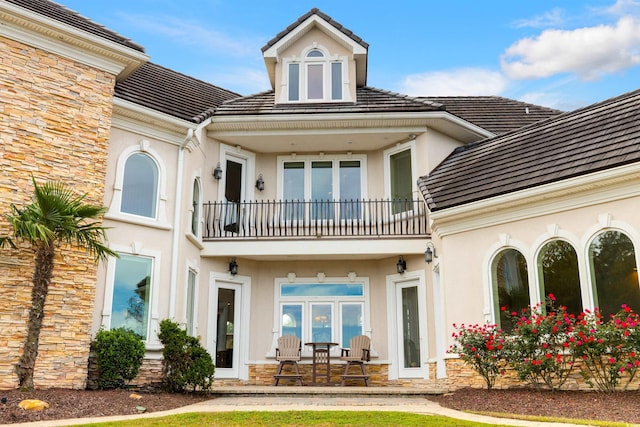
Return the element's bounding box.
[91,356,640,392]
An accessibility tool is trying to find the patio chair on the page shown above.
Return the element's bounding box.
[340,335,371,386]
[273,335,303,386]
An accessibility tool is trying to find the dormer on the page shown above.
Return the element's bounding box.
[261,9,368,104]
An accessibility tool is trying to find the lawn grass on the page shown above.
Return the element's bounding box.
[76,411,505,426]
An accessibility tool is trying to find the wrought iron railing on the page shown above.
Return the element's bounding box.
[202,199,428,239]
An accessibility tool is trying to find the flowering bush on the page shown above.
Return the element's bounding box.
[570,305,640,392]
[449,322,506,390]
[503,295,575,390]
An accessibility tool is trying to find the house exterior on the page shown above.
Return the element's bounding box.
[4,0,639,391]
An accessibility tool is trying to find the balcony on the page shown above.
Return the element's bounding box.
[202,199,429,240]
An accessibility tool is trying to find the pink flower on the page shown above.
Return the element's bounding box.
[549,293,556,301]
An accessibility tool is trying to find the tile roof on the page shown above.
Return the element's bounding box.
[419,89,640,212]
[261,8,369,53]
[5,0,145,52]
[209,87,445,118]
[419,96,563,135]
[115,62,241,123]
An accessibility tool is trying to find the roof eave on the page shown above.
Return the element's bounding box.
[0,2,148,79]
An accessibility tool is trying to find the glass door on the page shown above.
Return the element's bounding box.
[223,156,246,233]
[395,278,425,377]
[215,283,241,377]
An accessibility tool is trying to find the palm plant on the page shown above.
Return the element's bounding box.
[0,177,117,390]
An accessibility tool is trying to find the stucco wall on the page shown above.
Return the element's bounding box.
[0,36,114,389]
[437,189,640,351]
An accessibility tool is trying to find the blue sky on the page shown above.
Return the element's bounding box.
[58,0,640,111]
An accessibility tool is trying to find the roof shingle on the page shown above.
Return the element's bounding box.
[115,62,241,123]
[5,0,145,52]
[261,8,368,53]
[419,89,640,212]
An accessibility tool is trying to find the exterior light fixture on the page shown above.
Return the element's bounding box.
[255,174,265,191]
[213,163,223,180]
[396,256,406,274]
[425,242,437,263]
[229,257,238,276]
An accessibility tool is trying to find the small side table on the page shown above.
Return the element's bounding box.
[305,342,338,385]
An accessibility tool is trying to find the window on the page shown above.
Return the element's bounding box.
[492,249,530,332]
[186,269,197,336]
[538,240,582,315]
[285,48,345,102]
[279,155,365,221]
[278,282,366,348]
[589,230,640,318]
[390,149,413,214]
[121,153,158,218]
[191,179,200,236]
[110,254,153,339]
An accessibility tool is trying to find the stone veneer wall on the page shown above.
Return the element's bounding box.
[0,36,114,389]
[129,358,640,391]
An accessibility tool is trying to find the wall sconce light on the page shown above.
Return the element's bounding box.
[425,242,437,263]
[255,174,265,191]
[229,257,238,276]
[213,163,223,180]
[396,256,406,274]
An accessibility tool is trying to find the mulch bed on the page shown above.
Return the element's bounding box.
[429,387,640,424]
[0,388,210,425]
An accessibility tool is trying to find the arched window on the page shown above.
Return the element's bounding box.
[538,240,582,315]
[121,153,158,218]
[191,179,200,235]
[589,230,640,318]
[492,248,530,331]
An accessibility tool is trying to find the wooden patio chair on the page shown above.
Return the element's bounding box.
[340,335,371,386]
[273,335,303,386]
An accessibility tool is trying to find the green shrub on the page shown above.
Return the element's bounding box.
[158,319,215,392]
[92,327,145,389]
[570,305,640,392]
[504,295,575,391]
[449,322,506,390]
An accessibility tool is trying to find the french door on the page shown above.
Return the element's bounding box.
[213,282,242,378]
[223,156,246,233]
[392,275,428,378]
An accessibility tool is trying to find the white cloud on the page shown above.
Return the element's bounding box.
[118,13,262,57]
[501,16,640,81]
[399,68,510,96]
[602,0,640,16]
[512,8,566,29]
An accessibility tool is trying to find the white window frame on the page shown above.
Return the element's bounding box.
[277,154,368,201]
[383,140,418,203]
[101,244,162,348]
[185,266,199,336]
[106,140,170,229]
[272,275,371,357]
[189,177,202,238]
[281,45,350,103]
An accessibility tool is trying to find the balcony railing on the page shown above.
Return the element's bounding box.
[202,199,428,239]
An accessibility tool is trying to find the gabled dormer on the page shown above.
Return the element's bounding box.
[261,8,368,104]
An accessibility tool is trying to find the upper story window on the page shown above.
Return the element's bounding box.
[286,47,345,103]
[121,153,158,218]
[278,154,366,220]
[191,178,201,236]
[384,141,417,214]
